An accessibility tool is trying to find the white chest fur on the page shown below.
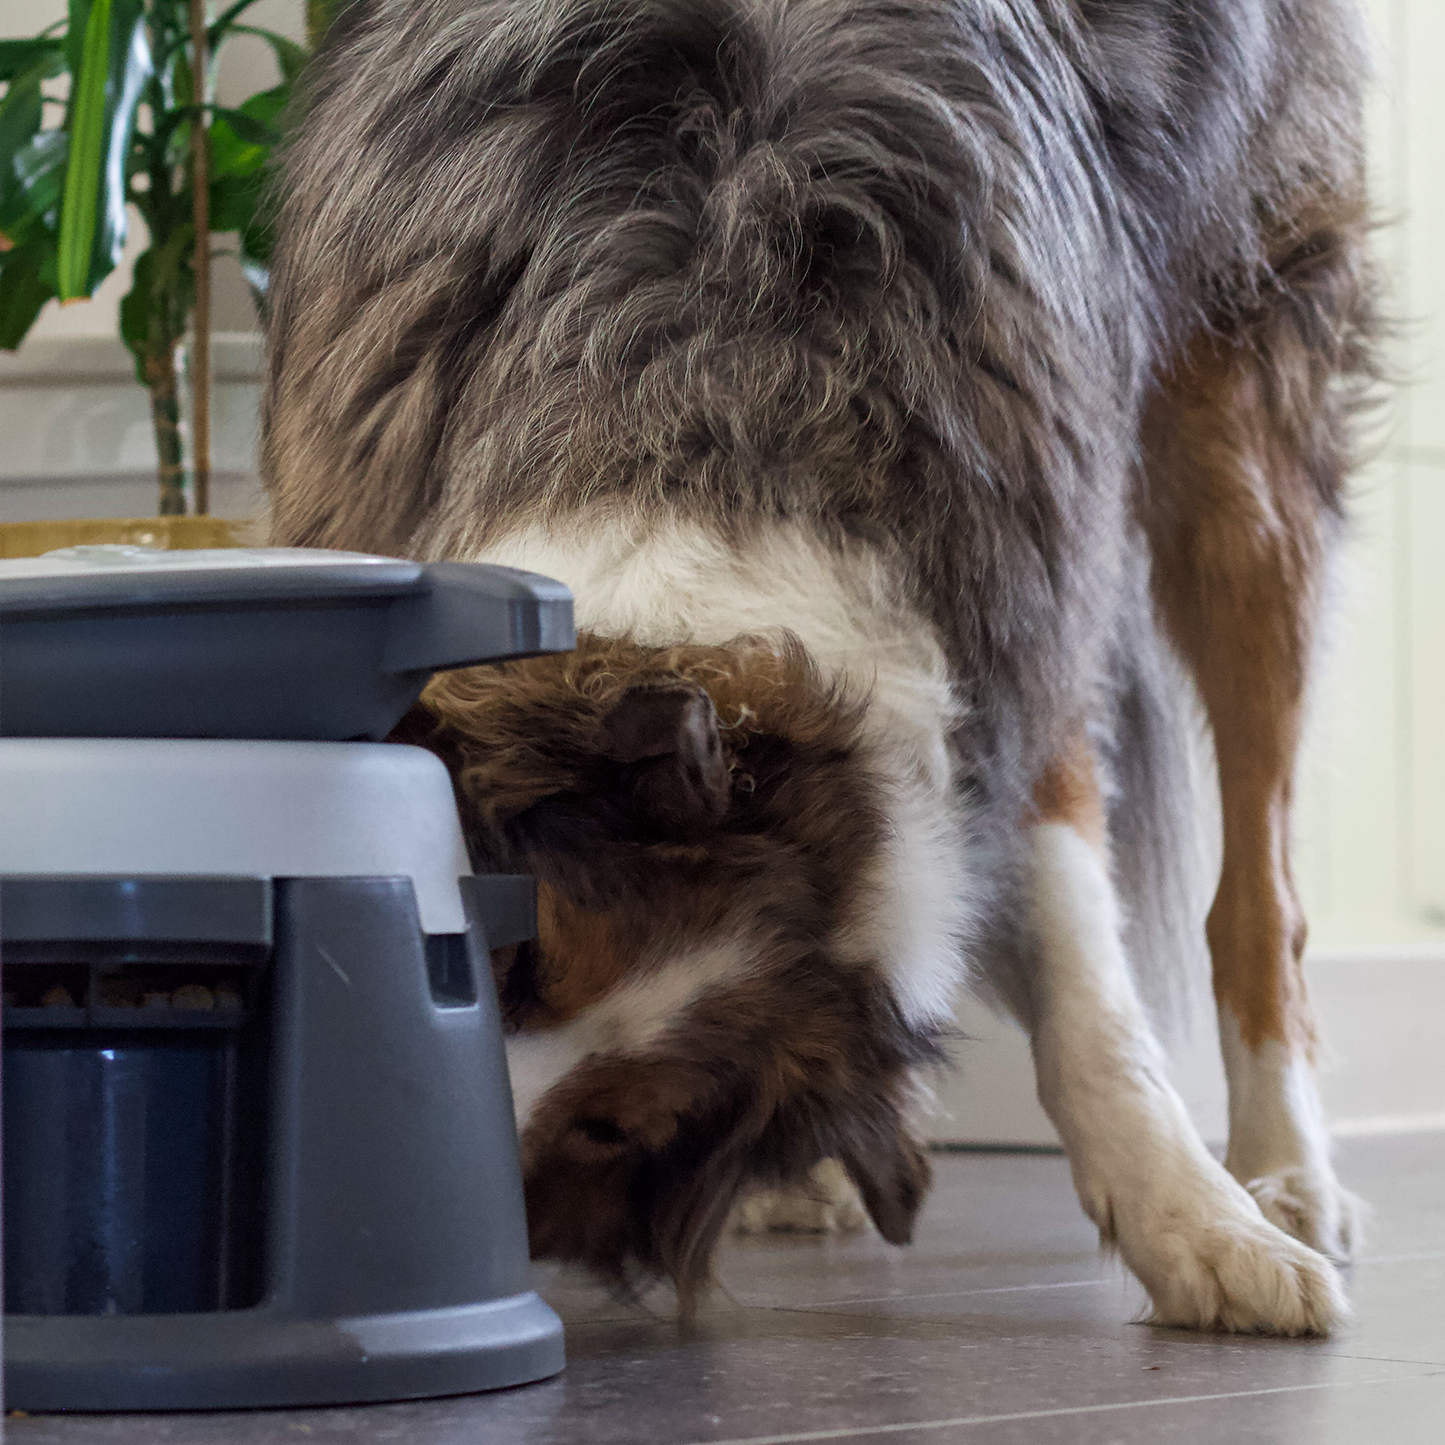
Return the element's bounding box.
[469,510,974,1038]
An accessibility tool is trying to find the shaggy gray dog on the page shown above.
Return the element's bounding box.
[263,0,1378,1333]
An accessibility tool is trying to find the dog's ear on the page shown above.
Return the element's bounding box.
[834,1123,932,1246]
[595,685,730,839]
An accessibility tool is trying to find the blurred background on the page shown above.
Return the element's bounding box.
[2,0,1441,1144]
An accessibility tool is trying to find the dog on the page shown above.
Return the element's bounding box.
[261,0,1380,1334]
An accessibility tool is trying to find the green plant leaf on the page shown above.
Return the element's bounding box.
[207,125,264,182]
[208,81,290,187]
[208,174,250,231]
[117,238,154,382]
[65,0,94,80]
[144,99,200,157]
[0,38,65,83]
[0,62,48,245]
[118,221,195,386]
[210,104,280,148]
[0,235,56,349]
[0,50,61,213]
[149,18,183,109]
[57,0,118,296]
[148,214,196,300]
[56,0,153,300]
[0,70,44,161]
[239,82,290,126]
[0,130,68,247]
[207,80,289,268]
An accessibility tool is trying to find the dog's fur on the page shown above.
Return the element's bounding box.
[263,0,1380,1333]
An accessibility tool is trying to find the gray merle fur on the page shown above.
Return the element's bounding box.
[263,0,1379,1294]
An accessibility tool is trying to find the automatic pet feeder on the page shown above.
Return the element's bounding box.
[0,545,572,1411]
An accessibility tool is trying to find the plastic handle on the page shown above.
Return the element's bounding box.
[459,874,537,951]
[381,564,575,676]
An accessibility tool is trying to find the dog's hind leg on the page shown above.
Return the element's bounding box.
[730,1160,870,1236]
[1026,734,1347,1334]
[1142,259,1372,1267]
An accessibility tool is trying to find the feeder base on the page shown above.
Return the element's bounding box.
[5,1291,564,1411]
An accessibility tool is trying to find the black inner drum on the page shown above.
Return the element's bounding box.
[3,950,270,1316]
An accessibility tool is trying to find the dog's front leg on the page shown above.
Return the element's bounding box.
[1024,738,1348,1335]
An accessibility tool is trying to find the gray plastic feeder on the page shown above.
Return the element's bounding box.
[0,546,571,1411]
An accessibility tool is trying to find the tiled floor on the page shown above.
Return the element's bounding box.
[11,1133,1445,1444]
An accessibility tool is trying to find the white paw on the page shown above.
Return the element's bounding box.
[731,1159,870,1236]
[1112,1172,1351,1336]
[1240,1166,1367,1265]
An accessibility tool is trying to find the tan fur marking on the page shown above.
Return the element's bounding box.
[531,887,640,1024]
[1032,734,1106,853]
[1143,323,1345,1056]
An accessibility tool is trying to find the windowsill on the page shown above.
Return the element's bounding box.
[0,332,263,386]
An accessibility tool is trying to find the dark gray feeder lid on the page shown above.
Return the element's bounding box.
[0,545,575,740]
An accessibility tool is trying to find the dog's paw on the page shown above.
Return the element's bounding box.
[1241,1166,1366,1265]
[731,1159,870,1236]
[1119,1177,1351,1336]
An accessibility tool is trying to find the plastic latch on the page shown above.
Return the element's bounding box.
[458,875,538,951]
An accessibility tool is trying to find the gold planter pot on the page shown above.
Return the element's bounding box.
[0,516,243,559]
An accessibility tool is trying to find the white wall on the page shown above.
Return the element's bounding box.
[1289,0,1445,951]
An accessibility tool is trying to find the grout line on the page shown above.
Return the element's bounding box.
[572,1250,1444,1324]
[760,1250,1445,1312]
[762,1278,1120,1311]
[1327,1353,1445,1369]
[928,1143,1065,1156]
[675,1371,1445,1445]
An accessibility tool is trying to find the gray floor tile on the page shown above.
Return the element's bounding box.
[926,1369,1445,1445]
[8,1134,1443,1445]
[8,1321,1435,1445]
[1319,1254,1445,1366]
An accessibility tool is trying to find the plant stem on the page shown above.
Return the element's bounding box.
[147,339,187,516]
[189,0,211,515]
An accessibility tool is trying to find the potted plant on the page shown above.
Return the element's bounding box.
[0,0,324,555]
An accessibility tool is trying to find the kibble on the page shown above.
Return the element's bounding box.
[171,984,216,1011]
[41,985,77,1009]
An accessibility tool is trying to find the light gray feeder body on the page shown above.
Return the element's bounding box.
[0,548,571,1410]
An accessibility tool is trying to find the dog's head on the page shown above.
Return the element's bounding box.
[398,633,940,1306]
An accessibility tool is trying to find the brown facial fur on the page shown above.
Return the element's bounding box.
[519,958,934,1311]
[394,632,941,1302]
